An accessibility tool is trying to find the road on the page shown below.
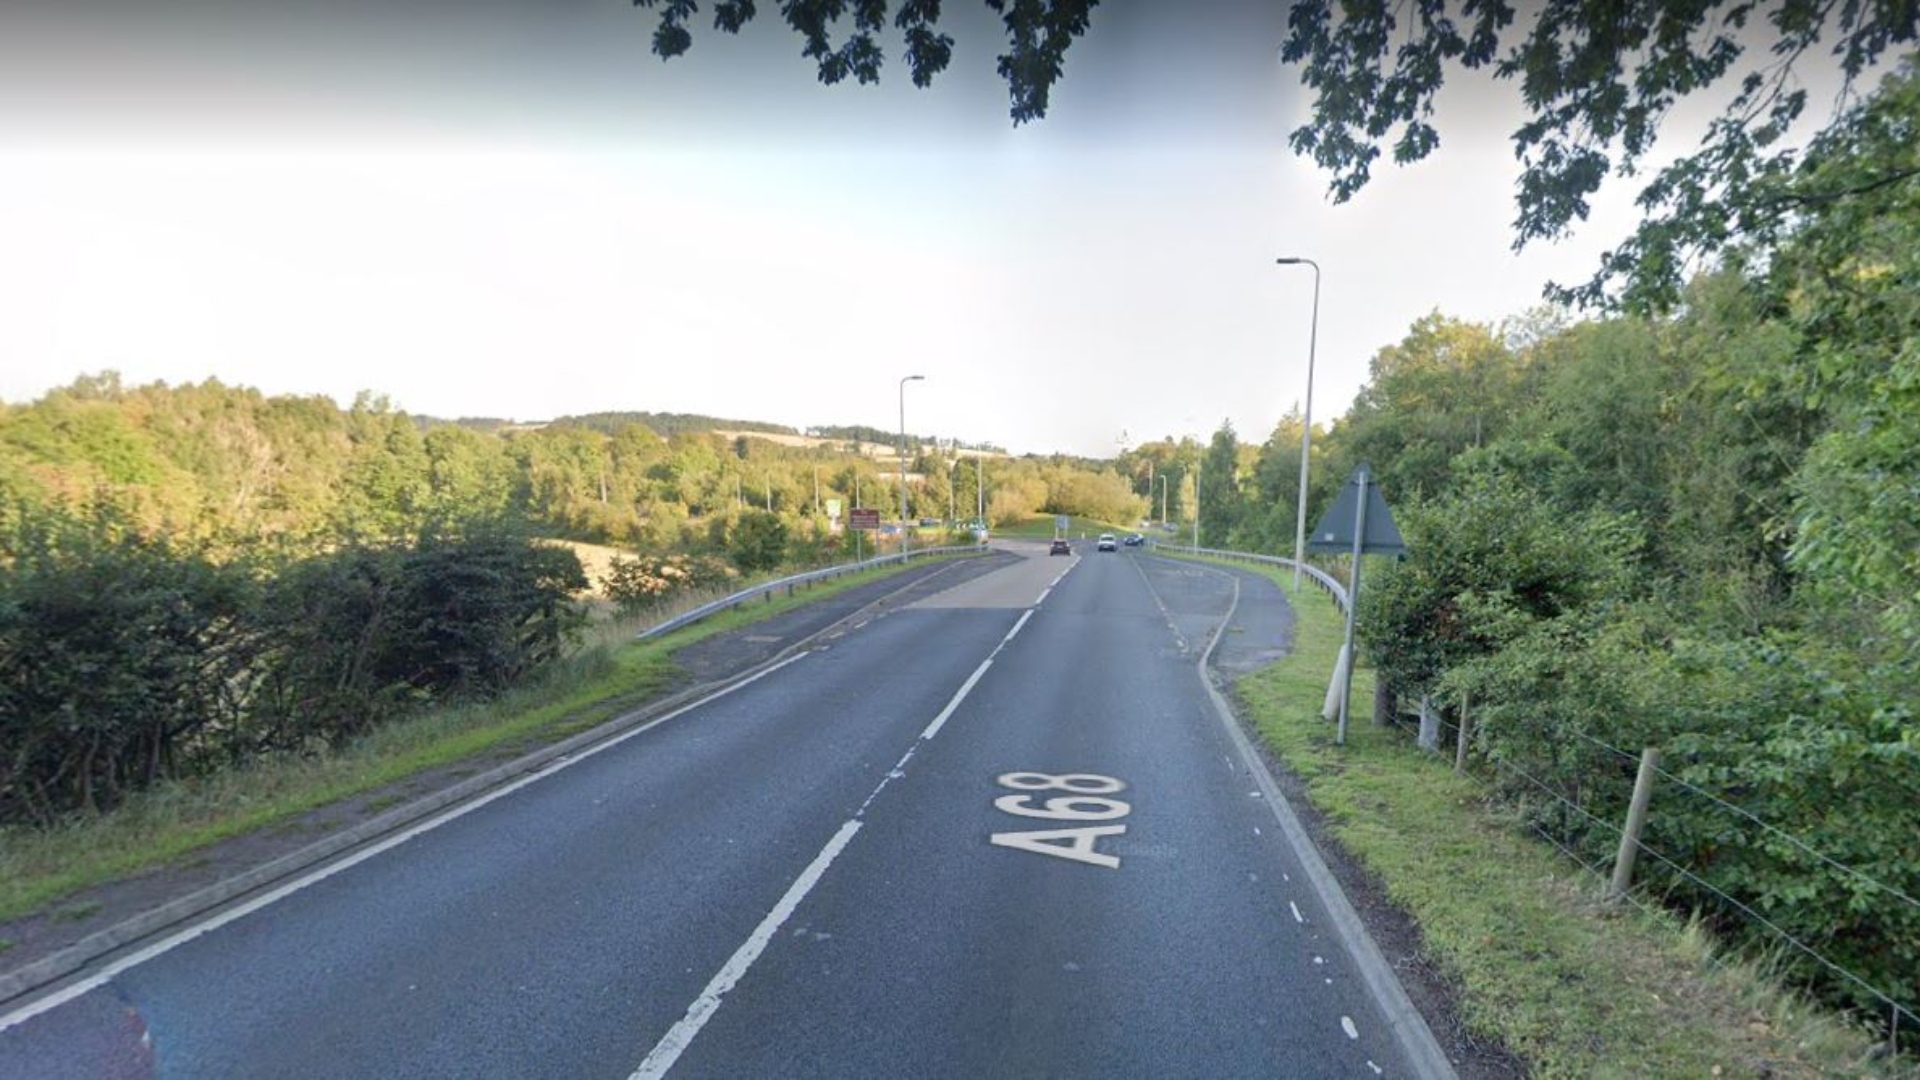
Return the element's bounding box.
[0,542,1435,1078]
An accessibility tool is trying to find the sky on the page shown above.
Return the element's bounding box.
[0,0,1857,456]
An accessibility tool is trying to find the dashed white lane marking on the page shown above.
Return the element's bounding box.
[637,598,1036,1075]
[854,741,921,818]
[630,819,862,1080]
[0,651,814,1037]
[1290,901,1305,924]
[920,659,993,741]
[1341,1016,1359,1040]
[1368,1060,1383,1074]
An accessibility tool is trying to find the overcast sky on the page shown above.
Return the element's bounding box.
[0,1,1845,456]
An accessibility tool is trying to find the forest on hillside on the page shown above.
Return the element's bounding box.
[0,379,1147,825]
[1160,64,1920,1033]
[0,380,1145,554]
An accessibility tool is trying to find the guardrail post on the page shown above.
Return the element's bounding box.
[1608,748,1662,903]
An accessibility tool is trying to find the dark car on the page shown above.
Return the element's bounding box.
[1049,539,1071,555]
[1122,533,1145,547]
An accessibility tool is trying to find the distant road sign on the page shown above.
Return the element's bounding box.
[1056,514,1070,532]
[826,498,842,519]
[849,508,881,531]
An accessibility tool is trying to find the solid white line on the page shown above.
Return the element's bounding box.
[629,819,863,1080]
[1002,608,1033,643]
[0,651,814,1035]
[919,658,992,741]
[1034,588,1051,605]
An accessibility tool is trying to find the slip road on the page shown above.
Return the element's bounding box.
[1,542,1430,1079]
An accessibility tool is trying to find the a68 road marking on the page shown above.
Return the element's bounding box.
[988,772,1130,869]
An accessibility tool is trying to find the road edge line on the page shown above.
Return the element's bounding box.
[1188,559,1458,1080]
[0,553,1002,1013]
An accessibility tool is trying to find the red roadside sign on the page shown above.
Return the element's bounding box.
[849,508,881,531]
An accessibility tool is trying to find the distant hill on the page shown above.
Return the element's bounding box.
[548,412,797,438]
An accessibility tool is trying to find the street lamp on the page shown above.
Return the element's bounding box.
[898,374,924,553]
[1156,473,1169,526]
[1276,256,1321,593]
[977,457,985,524]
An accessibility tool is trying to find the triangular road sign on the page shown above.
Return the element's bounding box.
[1307,464,1407,555]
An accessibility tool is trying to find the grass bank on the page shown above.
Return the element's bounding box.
[0,558,944,923]
[1185,553,1903,1079]
[995,514,1134,540]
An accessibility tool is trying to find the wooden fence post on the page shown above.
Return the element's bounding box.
[1608,748,1662,902]
[1453,691,1471,774]
[1416,694,1441,751]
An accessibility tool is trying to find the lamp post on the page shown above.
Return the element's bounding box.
[898,374,924,553]
[1276,256,1321,593]
[1156,473,1169,526]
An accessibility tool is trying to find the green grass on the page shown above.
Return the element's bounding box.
[1176,552,1904,1079]
[995,514,1136,539]
[0,557,961,925]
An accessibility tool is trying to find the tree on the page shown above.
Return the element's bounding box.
[1199,422,1241,544]
[1330,314,1521,501]
[632,0,1099,124]
[1281,0,1920,309]
[727,510,789,572]
[635,2,1917,309]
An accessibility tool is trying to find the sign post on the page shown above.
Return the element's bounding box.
[1306,463,1406,745]
[850,507,879,562]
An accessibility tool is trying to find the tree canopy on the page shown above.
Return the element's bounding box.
[634,1,1920,310]
[1283,0,1919,309]
[632,0,1098,123]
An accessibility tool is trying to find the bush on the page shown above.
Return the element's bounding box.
[727,510,788,572]
[0,505,260,822]
[252,526,586,749]
[0,508,586,823]
[601,551,736,615]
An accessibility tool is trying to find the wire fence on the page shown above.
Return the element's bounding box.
[1567,728,1920,917]
[1160,540,1918,1047]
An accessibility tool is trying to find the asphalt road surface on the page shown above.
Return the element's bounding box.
[0,542,1430,1079]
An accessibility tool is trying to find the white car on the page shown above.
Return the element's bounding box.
[1097,533,1117,552]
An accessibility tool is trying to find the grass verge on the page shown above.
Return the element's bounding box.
[995,514,1132,539]
[0,557,956,925]
[1179,552,1904,1079]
